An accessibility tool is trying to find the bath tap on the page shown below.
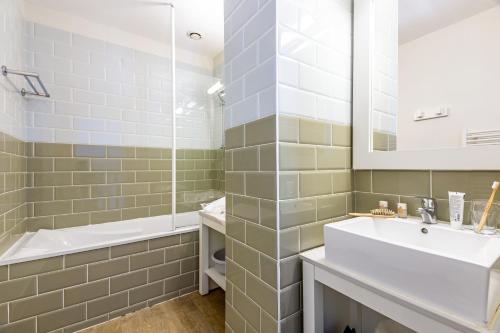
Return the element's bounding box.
[416,197,438,224]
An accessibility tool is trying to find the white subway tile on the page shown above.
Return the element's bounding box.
[259,27,276,63]
[278,57,299,87]
[72,34,106,53]
[106,94,136,109]
[299,64,333,97]
[231,95,259,127]
[73,117,106,131]
[26,99,54,114]
[244,1,276,47]
[54,72,89,89]
[26,127,54,142]
[232,44,258,81]
[55,43,90,63]
[55,101,90,117]
[72,61,105,79]
[90,132,121,145]
[259,86,276,117]
[231,0,259,37]
[55,129,90,144]
[278,85,316,118]
[225,30,244,63]
[90,79,121,95]
[34,113,72,129]
[90,105,122,120]
[245,59,276,97]
[34,53,71,72]
[73,90,105,105]
[278,29,316,65]
[106,120,136,134]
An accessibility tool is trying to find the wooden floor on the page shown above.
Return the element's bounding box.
[80,289,225,333]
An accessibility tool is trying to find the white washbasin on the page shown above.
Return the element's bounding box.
[324,217,500,325]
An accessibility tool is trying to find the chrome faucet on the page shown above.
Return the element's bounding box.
[416,197,438,224]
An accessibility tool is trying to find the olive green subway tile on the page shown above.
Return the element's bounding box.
[39,303,87,332]
[111,240,148,258]
[233,240,260,276]
[91,210,122,224]
[0,265,7,282]
[226,302,246,333]
[332,124,352,147]
[122,159,148,171]
[280,283,301,318]
[0,153,10,172]
[260,253,278,288]
[136,194,161,207]
[122,207,149,220]
[54,158,90,171]
[28,157,53,172]
[317,194,347,220]
[110,270,148,293]
[432,171,500,200]
[354,170,372,192]
[246,271,278,319]
[279,116,299,143]
[107,196,136,210]
[226,215,246,243]
[73,145,106,158]
[73,172,106,185]
[233,147,259,171]
[148,262,180,282]
[35,143,72,157]
[184,149,205,159]
[107,171,135,184]
[372,170,430,196]
[279,144,315,171]
[279,228,300,259]
[107,146,135,158]
[164,243,195,262]
[177,181,195,192]
[280,198,316,229]
[225,172,245,194]
[54,213,90,229]
[373,132,390,151]
[54,185,90,200]
[9,290,63,322]
[300,219,332,252]
[149,235,180,250]
[184,170,203,181]
[87,292,128,318]
[73,198,107,213]
[34,172,72,186]
[246,172,276,200]
[65,280,110,306]
[245,116,276,146]
[0,318,36,333]
[26,216,53,232]
[65,248,109,268]
[88,257,129,281]
[34,200,72,217]
[38,266,87,293]
[280,173,299,200]
[0,277,37,303]
[123,183,149,195]
[246,222,277,258]
[26,187,54,202]
[151,159,171,170]
[226,125,245,149]
[225,150,233,171]
[91,159,121,171]
[233,287,261,331]
[260,143,276,171]
[0,303,6,325]
[299,172,332,197]
[280,310,301,333]
[354,192,399,213]
[10,256,63,279]
[280,255,301,288]
[150,182,171,194]
[195,180,214,191]
[136,147,162,159]
[333,170,352,193]
[299,119,331,145]
[130,250,164,271]
[136,171,162,182]
[317,147,346,170]
[260,199,277,230]
[91,184,122,198]
[233,195,259,223]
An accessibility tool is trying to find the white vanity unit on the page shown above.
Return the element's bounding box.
[198,209,226,294]
[301,217,500,333]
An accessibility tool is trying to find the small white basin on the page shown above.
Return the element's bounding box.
[324,217,500,325]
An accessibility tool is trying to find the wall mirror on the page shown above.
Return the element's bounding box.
[353,0,500,170]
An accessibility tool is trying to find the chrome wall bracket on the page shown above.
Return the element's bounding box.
[1,65,50,98]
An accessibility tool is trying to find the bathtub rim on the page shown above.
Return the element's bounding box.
[0,213,200,266]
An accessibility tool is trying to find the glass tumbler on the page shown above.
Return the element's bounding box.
[471,200,499,235]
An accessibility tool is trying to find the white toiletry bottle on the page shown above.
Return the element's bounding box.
[449,192,465,229]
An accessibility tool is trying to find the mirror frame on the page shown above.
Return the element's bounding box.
[353,0,500,170]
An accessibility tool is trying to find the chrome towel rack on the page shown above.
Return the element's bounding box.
[1,65,50,98]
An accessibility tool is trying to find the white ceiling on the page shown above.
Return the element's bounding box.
[24,0,224,59]
[399,0,500,44]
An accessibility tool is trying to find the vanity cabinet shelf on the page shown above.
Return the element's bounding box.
[199,211,226,294]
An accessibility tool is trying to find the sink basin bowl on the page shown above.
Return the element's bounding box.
[324,217,500,324]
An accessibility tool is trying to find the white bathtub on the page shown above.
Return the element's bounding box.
[0,211,200,266]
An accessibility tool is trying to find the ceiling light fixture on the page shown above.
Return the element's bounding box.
[187,31,202,40]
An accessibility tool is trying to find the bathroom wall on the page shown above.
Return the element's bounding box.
[354,170,500,225]
[224,0,279,331]
[0,0,29,247]
[0,232,199,332]
[25,143,224,232]
[397,6,500,150]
